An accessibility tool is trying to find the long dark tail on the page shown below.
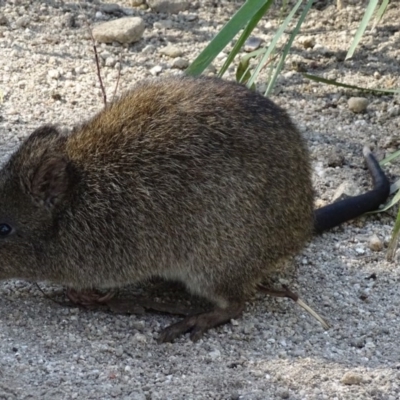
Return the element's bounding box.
[314,146,390,234]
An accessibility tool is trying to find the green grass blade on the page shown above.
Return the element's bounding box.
[303,73,400,95]
[186,0,270,77]
[345,0,379,60]
[278,0,289,21]
[236,48,267,83]
[369,189,400,214]
[265,0,314,96]
[373,0,389,28]
[380,149,400,166]
[387,206,400,261]
[246,0,303,89]
[218,0,274,78]
[389,179,400,195]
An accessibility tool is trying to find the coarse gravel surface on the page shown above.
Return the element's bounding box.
[1,1,400,399]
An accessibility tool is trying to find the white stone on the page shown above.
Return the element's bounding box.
[147,0,189,13]
[159,44,182,58]
[348,97,369,113]
[369,234,383,251]
[92,17,145,44]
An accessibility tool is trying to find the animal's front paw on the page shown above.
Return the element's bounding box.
[66,288,116,307]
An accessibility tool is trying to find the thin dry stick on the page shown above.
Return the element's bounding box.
[34,282,74,307]
[260,53,279,73]
[79,0,107,107]
[111,52,122,103]
[89,29,107,107]
[80,0,121,108]
[258,283,331,330]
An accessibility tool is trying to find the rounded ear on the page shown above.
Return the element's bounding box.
[29,156,70,208]
[28,125,61,141]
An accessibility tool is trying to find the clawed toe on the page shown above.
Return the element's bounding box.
[158,302,244,343]
[158,315,198,343]
[66,288,116,307]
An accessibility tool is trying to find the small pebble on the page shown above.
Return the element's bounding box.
[276,388,290,399]
[159,44,182,58]
[153,20,173,29]
[132,333,147,343]
[92,17,145,44]
[142,44,156,53]
[48,69,60,79]
[298,36,315,49]
[150,65,163,75]
[100,3,122,14]
[105,57,117,67]
[147,0,190,14]
[15,16,30,28]
[327,149,344,167]
[374,71,381,79]
[209,349,221,360]
[348,97,369,113]
[172,57,189,69]
[0,14,9,25]
[313,43,331,56]
[388,105,400,117]
[341,371,363,385]
[244,36,262,52]
[186,14,198,21]
[369,234,383,251]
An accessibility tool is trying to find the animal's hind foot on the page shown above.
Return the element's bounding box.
[158,302,244,343]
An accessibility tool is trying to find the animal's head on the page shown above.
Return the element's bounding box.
[0,126,73,281]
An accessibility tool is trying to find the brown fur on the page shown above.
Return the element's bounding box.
[0,76,315,341]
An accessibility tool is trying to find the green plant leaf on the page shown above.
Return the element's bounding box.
[186,0,270,77]
[236,56,251,83]
[303,73,400,95]
[380,149,400,166]
[369,188,400,214]
[236,48,266,83]
[390,179,400,195]
[373,0,389,28]
[387,206,400,261]
[265,0,314,96]
[218,0,274,78]
[346,0,380,60]
[246,0,304,89]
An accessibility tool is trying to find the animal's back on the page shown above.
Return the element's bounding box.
[63,75,314,295]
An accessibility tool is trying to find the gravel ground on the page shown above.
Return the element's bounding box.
[1,1,400,399]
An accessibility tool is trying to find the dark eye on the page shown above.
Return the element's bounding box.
[0,223,12,237]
